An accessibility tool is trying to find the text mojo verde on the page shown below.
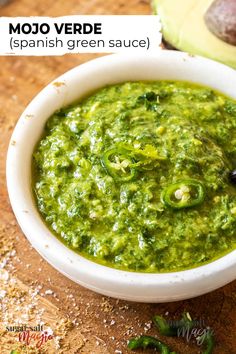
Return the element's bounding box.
[9,22,103,35]
[8,22,150,51]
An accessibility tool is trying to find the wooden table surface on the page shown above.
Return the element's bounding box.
[0,1,235,353]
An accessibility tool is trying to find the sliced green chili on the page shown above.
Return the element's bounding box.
[102,143,166,180]
[101,147,137,182]
[10,351,20,354]
[128,313,214,354]
[153,313,195,337]
[198,331,215,354]
[161,179,205,209]
[127,335,177,354]
[153,315,178,336]
[180,312,195,330]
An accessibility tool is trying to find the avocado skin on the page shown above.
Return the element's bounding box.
[152,0,236,69]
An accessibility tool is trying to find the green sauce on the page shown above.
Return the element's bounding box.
[33,81,236,272]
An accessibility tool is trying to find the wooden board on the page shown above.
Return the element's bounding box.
[0,0,235,353]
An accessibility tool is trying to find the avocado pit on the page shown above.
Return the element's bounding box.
[204,0,236,46]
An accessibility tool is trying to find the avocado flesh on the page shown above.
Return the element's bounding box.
[153,0,236,69]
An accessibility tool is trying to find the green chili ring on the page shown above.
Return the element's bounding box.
[199,331,215,354]
[161,179,205,210]
[153,313,195,337]
[101,148,137,182]
[153,315,178,336]
[127,335,176,354]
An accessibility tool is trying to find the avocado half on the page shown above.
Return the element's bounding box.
[153,0,236,69]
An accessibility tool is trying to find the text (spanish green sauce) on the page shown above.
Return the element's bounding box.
[33,81,236,272]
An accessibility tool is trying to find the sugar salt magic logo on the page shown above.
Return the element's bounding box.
[177,324,214,345]
[166,317,214,345]
[6,324,54,348]
[9,22,103,35]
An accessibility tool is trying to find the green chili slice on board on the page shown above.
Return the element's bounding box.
[153,315,178,336]
[198,331,215,354]
[127,335,177,354]
[101,148,137,182]
[153,313,195,337]
[161,179,205,209]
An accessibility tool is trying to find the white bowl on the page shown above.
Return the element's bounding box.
[7,52,236,302]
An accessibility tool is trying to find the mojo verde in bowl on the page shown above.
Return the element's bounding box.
[33,80,236,273]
